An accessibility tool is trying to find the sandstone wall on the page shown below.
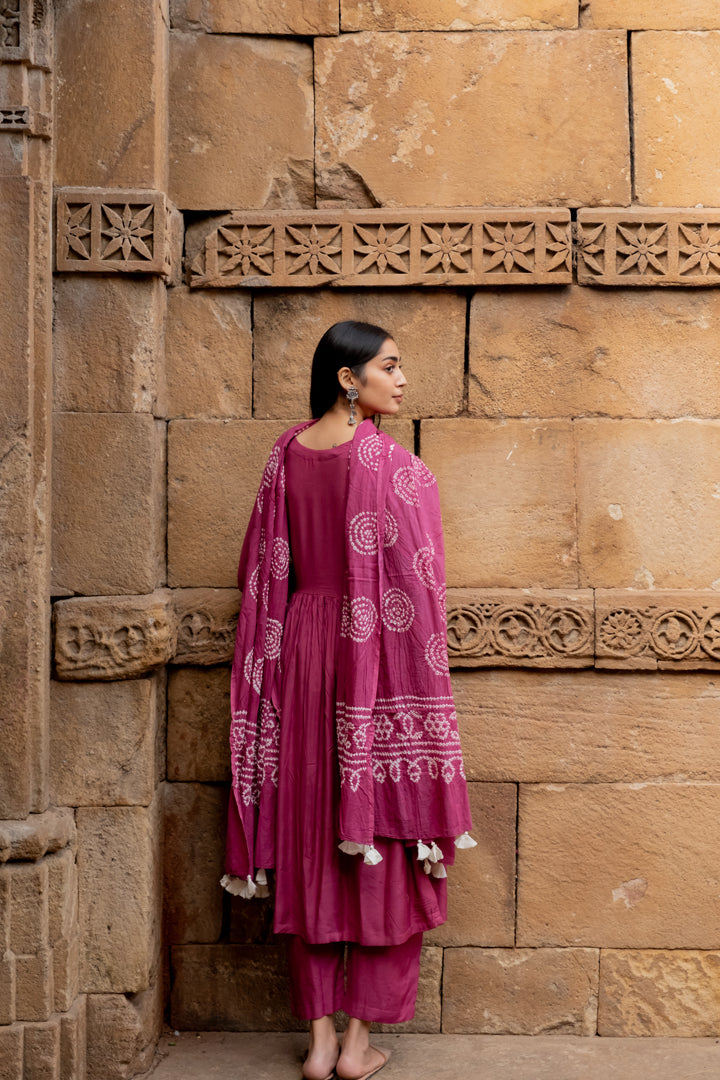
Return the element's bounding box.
[3,2,720,1076]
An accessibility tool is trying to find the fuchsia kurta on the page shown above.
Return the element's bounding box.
[273,438,447,945]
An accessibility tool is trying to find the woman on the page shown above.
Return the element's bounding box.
[222,321,474,1080]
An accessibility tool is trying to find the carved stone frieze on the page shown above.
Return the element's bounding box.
[0,0,50,67]
[595,591,720,670]
[189,208,573,289]
[577,208,720,286]
[53,591,177,681]
[446,589,595,669]
[0,806,75,863]
[55,188,179,279]
[0,105,50,137]
[171,588,240,666]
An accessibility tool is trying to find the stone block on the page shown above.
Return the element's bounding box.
[633,32,720,206]
[371,947,442,1034]
[52,413,165,596]
[167,666,232,783]
[228,891,276,945]
[455,668,720,783]
[172,589,239,666]
[171,944,304,1031]
[0,809,75,864]
[169,32,314,211]
[166,287,252,419]
[421,419,577,589]
[23,1020,60,1080]
[9,861,48,954]
[253,291,465,421]
[60,995,87,1080]
[443,947,599,1034]
[15,948,54,1021]
[0,1026,23,1080]
[168,419,289,587]
[53,593,176,681]
[163,783,225,944]
[53,277,165,415]
[342,0,578,30]
[517,783,720,948]
[599,949,720,1035]
[50,678,158,806]
[47,849,77,948]
[575,419,720,590]
[55,0,167,188]
[426,783,515,947]
[315,31,630,208]
[53,936,80,1014]
[583,1,720,28]
[77,800,161,993]
[0,953,15,1024]
[87,978,162,1080]
[469,287,720,418]
[171,0,339,33]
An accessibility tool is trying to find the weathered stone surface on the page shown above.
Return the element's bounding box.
[0,808,75,864]
[167,666,232,782]
[171,945,304,1031]
[168,420,289,587]
[60,995,87,1080]
[15,948,54,1021]
[426,783,515,947]
[166,287,252,419]
[189,209,572,288]
[583,0,720,28]
[375,947,442,1034]
[596,590,720,670]
[50,678,158,806]
[343,0,577,30]
[52,935,80,1014]
[469,287,720,417]
[0,1025,23,1080]
[421,420,577,589]
[575,420,720,590]
[8,861,49,954]
[163,783,225,945]
[169,32,314,211]
[315,32,630,208]
[599,949,720,1035]
[55,0,167,188]
[0,953,14,1024]
[172,588,239,665]
[443,947,599,1034]
[633,32,720,206]
[52,413,165,596]
[54,277,165,414]
[455,668,720,783]
[87,974,163,1080]
[447,588,594,669]
[171,0,339,33]
[253,290,465,420]
[517,783,720,948]
[23,1019,60,1080]
[53,593,176,681]
[77,800,161,993]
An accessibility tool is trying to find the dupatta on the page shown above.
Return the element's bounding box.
[223,418,473,895]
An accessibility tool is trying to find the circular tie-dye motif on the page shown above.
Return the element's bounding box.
[348,511,379,556]
[264,618,283,659]
[271,537,290,578]
[243,649,263,693]
[383,511,398,548]
[357,432,383,471]
[340,596,378,643]
[391,466,420,506]
[381,588,415,632]
[248,564,260,600]
[425,632,449,676]
[413,456,436,488]
[413,546,436,590]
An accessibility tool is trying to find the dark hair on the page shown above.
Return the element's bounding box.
[309,320,392,419]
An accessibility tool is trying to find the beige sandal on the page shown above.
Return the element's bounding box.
[337,1047,390,1080]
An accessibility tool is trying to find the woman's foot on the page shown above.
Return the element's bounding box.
[303,1015,340,1080]
[336,1045,389,1080]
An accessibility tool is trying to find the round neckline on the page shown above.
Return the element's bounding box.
[290,437,353,458]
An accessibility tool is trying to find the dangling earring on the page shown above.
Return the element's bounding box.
[346,386,359,426]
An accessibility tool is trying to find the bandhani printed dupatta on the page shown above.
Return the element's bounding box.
[224,418,472,892]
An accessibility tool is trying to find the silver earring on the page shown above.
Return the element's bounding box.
[346,386,359,426]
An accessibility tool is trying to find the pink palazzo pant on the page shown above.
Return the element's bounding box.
[288,933,423,1023]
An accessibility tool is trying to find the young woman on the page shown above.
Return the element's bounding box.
[222,321,474,1080]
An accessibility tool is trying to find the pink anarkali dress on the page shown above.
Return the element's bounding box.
[272,436,449,947]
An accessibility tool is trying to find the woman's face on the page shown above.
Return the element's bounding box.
[353,338,407,419]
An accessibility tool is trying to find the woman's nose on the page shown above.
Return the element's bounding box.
[396,369,407,386]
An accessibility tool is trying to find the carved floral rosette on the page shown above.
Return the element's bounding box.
[595,591,720,669]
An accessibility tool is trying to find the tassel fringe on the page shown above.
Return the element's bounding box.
[455,831,477,849]
[338,841,384,865]
[220,872,270,899]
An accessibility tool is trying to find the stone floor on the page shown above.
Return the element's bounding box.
[144,1031,720,1079]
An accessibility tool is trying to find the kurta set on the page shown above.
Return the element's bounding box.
[223,420,473,1022]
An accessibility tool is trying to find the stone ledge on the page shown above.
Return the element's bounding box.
[0,808,75,864]
[188,208,572,288]
[596,590,720,670]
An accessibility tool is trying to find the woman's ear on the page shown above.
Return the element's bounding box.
[336,365,354,391]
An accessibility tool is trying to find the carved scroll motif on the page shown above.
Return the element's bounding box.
[172,588,240,666]
[577,209,720,286]
[595,592,720,670]
[189,208,572,289]
[446,590,595,669]
[56,189,178,277]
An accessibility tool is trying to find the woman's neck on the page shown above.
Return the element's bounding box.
[296,406,370,450]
